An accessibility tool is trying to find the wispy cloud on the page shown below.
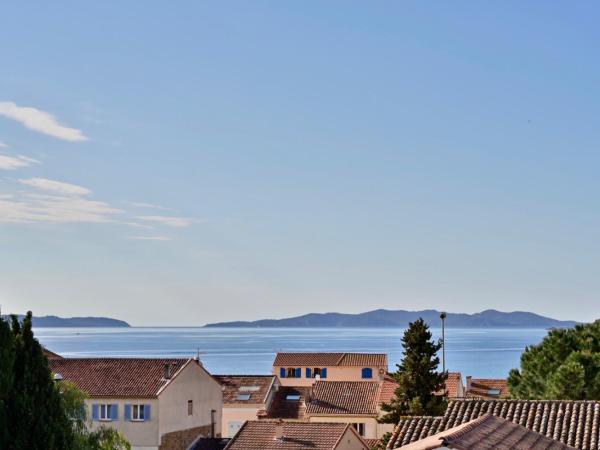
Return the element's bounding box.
[123,201,171,211]
[0,141,8,148]
[126,236,173,241]
[19,178,91,195]
[137,215,195,227]
[0,154,41,170]
[0,101,88,142]
[0,193,122,224]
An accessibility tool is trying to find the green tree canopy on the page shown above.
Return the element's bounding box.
[379,318,448,424]
[508,320,600,400]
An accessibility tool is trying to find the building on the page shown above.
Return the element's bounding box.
[443,373,465,399]
[273,353,388,386]
[264,386,312,421]
[399,414,576,450]
[386,399,600,449]
[215,375,278,438]
[223,420,370,450]
[49,358,223,450]
[465,376,509,399]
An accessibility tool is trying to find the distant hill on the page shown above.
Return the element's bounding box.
[4,315,130,328]
[204,309,578,329]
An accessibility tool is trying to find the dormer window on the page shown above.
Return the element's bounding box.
[237,393,251,401]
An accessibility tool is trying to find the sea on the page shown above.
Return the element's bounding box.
[34,327,548,378]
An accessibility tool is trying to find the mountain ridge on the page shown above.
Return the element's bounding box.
[4,315,130,328]
[204,308,579,328]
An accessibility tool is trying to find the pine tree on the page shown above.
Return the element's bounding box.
[379,318,448,424]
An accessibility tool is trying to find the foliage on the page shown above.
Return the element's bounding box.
[0,311,131,450]
[379,318,448,423]
[508,320,600,400]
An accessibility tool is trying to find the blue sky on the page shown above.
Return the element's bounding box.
[1,2,599,325]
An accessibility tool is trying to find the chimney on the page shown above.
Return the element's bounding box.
[164,363,172,379]
[274,420,285,441]
[466,376,472,392]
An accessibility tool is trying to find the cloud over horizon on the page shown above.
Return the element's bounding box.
[0,101,88,142]
[0,154,41,170]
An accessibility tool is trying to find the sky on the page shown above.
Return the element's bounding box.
[1,2,599,325]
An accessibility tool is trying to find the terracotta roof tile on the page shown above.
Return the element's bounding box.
[443,373,463,398]
[224,421,368,450]
[387,399,600,449]
[49,358,189,398]
[274,353,387,367]
[307,381,381,416]
[215,375,276,405]
[379,376,399,405]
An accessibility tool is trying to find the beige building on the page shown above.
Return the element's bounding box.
[273,352,388,386]
[214,375,278,438]
[49,358,223,450]
[224,421,370,450]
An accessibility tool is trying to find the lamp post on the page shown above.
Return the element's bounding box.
[440,312,446,373]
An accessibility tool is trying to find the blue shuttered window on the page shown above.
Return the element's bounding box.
[306,368,312,378]
[280,367,286,378]
[144,404,151,421]
[295,368,301,378]
[124,404,132,421]
[111,404,119,420]
[362,368,373,379]
[321,368,327,378]
[92,404,99,421]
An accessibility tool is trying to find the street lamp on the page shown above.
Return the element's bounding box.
[440,312,446,373]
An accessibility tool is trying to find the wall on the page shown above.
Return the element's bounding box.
[158,361,223,439]
[221,405,262,437]
[86,398,160,449]
[273,365,386,386]
[334,427,370,450]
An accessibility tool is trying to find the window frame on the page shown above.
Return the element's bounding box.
[131,404,145,421]
[188,399,193,416]
[99,404,112,421]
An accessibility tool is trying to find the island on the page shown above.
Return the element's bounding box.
[5,315,131,328]
[204,308,578,329]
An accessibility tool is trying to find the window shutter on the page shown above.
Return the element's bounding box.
[295,368,301,378]
[321,368,327,378]
[111,404,119,421]
[306,368,312,378]
[124,404,131,421]
[362,368,373,379]
[144,404,151,421]
[280,367,286,378]
[92,404,99,421]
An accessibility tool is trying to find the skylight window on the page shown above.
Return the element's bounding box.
[487,388,501,396]
[237,393,251,401]
[286,394,301,401]
[239,386,261,392]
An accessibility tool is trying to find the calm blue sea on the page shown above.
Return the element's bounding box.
[34,327,548,378]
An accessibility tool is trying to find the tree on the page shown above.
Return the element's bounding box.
[0,311,130,450]
[508,320,600,399]
[379,318,448,424]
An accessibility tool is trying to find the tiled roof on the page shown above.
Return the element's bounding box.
[444,372,463,398]
[215,375,276,405]
[307,381,381,416]
[265,386,311,420]
[49,358,189,398]
[379,376,399,405]
[43,347,63,359]
[440,414,576,450]
[224,421,368,450]
[387,399,600,449]
[273,352,387,367]
[365,439,382,448]
[467,378,509,400]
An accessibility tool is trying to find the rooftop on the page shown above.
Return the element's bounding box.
[224,421,367,450]
[387,399,600,449]
[443,373,463,399]
[49,358,191,398]
[215,375,276,405]
[265,386,311,420]
[273,352,388,367]
[466,378,510,400]
[307,381,382,416]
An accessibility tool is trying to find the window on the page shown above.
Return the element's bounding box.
[239,386,260,392]
[312,368,322,377]
[285,367,301,378]
[487,388,501,397]
[132,404,145,421]
[99,404,113,421]
[352,423,366,436]
[286,394,301,401]
[188,400,193,416]
[237,393,251,401]
[361,368,373,379]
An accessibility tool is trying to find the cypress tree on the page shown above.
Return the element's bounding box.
[379,318,448,424]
